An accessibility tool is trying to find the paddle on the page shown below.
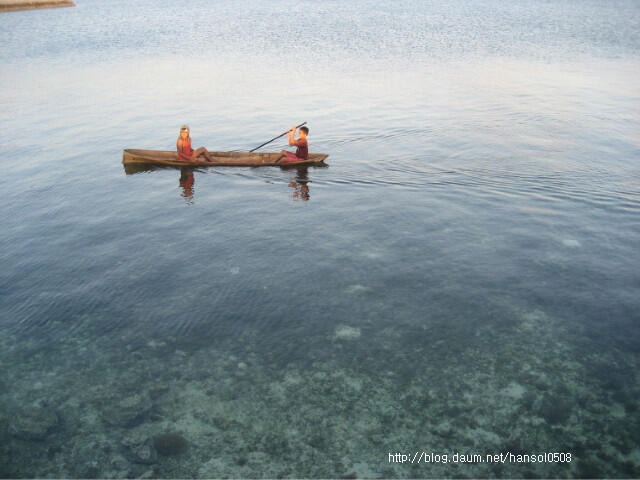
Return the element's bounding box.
[249,122,307,152]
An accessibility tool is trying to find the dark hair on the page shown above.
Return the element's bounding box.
[300,126,309,135]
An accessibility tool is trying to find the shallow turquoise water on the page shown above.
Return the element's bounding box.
[1,0,639,477]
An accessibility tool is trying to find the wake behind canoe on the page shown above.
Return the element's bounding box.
[122,149,329,167]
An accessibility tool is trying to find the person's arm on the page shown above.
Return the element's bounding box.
[287,126,297,146]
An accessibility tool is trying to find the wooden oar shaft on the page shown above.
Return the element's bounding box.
[249,122,307,152]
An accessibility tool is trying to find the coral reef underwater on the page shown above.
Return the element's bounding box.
[1,300,639,478]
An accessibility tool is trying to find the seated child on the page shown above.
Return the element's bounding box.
[279,125,308,162]
[177,125,213,162]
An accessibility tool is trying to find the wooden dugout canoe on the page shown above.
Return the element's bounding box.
[0,0,74,12]
[122,149,329,167]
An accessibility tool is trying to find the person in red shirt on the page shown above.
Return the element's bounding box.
[177,125,213,162]
[279,125,309,163]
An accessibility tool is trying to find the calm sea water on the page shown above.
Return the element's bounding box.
[1,0,639,478]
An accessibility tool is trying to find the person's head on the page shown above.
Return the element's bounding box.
[299,126,309,138]
[179,125,190,140]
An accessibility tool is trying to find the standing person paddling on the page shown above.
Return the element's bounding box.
[279,125,309,162]
[177,125,213,162]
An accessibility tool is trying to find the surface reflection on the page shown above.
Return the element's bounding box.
[123,163,197,204]
[179,167,195,204]
[123,163,322,203]
[287,166,311,201]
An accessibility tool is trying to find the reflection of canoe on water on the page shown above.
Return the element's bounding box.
[122,149,329,167]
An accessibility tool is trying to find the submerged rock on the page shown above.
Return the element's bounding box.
[198,457,227,477]
[561,238,581,248]
[345,284,371,294]
[146,340,166,349]
[153,432,188,456]
[103,392,152,427]
[503,382,526,400]
[0,412,6,435]
[79,461,100,479]
[107,454,131,477]
[9,406,58,440]
[345,462,380,479]
[539,395,573,425]
[121,430,157,465]
[334,325,361,341]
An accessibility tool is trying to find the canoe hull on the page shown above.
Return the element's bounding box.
[122,149,328,167]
